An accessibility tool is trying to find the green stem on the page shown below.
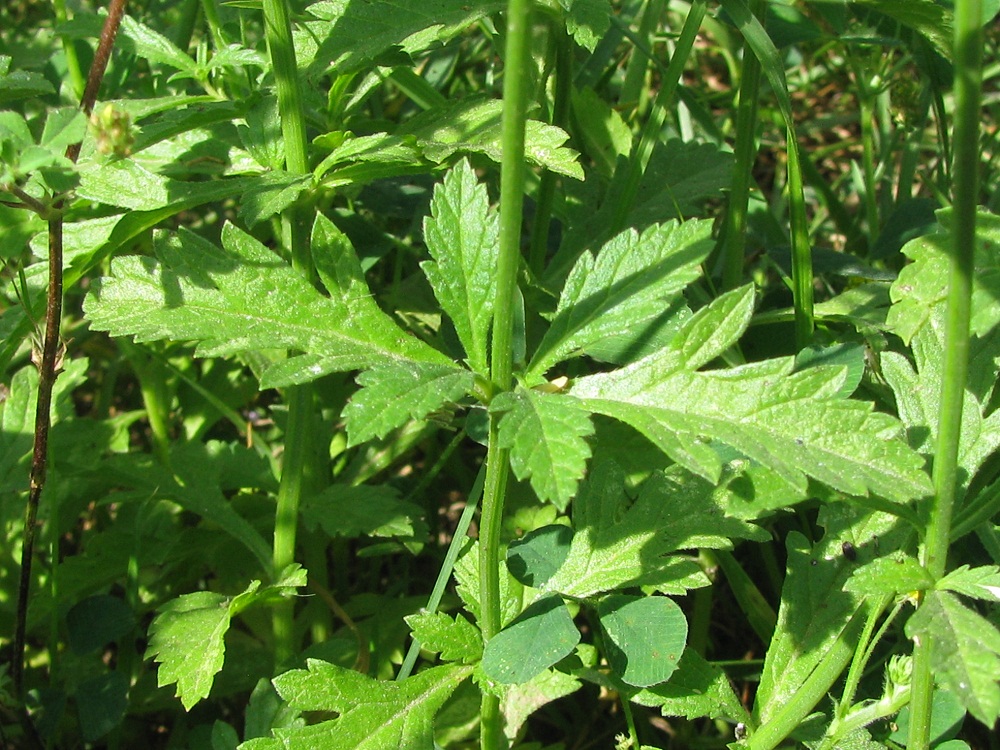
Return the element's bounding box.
[619,0,666,112]
[52,0,86,98]
[720,0,765,291]
[908,1,982,747]
[786,129,814,348]
[480,0,533,747]
[262,0,314,666]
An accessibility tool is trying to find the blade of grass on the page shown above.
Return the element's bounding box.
[907,1,983,747]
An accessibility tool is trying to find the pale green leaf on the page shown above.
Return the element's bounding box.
[843,552,934,597]
[453,541,524,627]
[937,565,1000,602]
[529,219,713,378]
[542,462,766,599]
[146,591,233,710]
[265,661,474,749]
[404,611,483,663]
[421,159,498,374]
[40,107,87,151]
[237,172,312,228]
[120,13,199,73]
[84,219,449,378]
[905,590,1000,726]
[570,287,931,502]
[492,389,594,510]
[402,98,583,179]
[343,361,474,446]
[598,594,687,687]
[632,649,751,723]
[77,158,174,210]
[481,595,580,685]
[502,669,581,740]
[888,208,1000,344]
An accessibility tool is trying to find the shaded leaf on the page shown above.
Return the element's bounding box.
[482,596,580,685]
[301,484,425,539]
[598,594,687,687]
[507,525,574,588]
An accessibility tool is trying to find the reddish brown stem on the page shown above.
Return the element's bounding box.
[10,0,129,708]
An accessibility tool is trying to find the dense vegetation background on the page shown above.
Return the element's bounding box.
[2,0,1000,748]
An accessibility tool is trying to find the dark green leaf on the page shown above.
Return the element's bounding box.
[507,525,574,588]
[481,596,580,685]
[598,594,687,687]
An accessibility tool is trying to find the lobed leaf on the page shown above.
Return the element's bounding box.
[570,286,932,503]
[404,611,483,663]
[421,159,498,375]
[343,361,475,446]
[260,661,473,749]
[529,219,713,378]
[491,389,594,510]
[905,590,1000,726]
[632,649,751,723]
[84,217,449,382]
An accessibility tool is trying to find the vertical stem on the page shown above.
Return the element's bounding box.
[908,1,982,747]
[480,0,533,747]
[786,131,814,348]
[720,0,765,291]
[262,0,314,665]
[52,0,86,98]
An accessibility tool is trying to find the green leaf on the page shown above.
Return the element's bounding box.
[147,572,305,711]
[119,12,199,74]
[852,0,952,58]
[491,390,594,510]
[263,661,473,749]
[843,552,934,597]
[481,595,580,685]
[404,612,483,663]
[0,56,55,103]
[569,286,932,502]
[598,594,687,687]
[888,208,1000,343]
[755,531,867,724]
[84,218,449,378]
[237,172,312,228]
[453,541,524,627]
[559,0,612,51]
[146,590,233,710]
[507,524,574,588]
[502,668,582,740]
[421,159,498,375]
[632,649,751,723]
[937,565,1000,602]
[76,158,177,210]
[343,361,474,446]
[301,484,425,539]
[905,590,1000,726]
[66,595,136,654]
[76,671,129,742]
[529,220,713,378]
[542,462,765,599]
[40,107,87,152]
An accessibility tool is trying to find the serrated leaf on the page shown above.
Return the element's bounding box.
[569,286,931,503]
[529,220,713,378]
[146,591,232,710]
[453,541,524,628]
[542,462,766,599]
[237,172,312,228]
[888,208,1000,343]
[843,552,934,597]
[84,218,449,377]
[491,390,594,510]
[937,565,1000,602]
[632,649,751,723]
[119,13,199,73]
[482,595,580,685]
[301,484,424,539]
[559,0,611,51]
[598,594,687,687]
[265,660,473,749]
[404,612,483,663]
[421,159,498,374]
[343,361,474,446]
[40,107,87,151]
[905,590,1000,726]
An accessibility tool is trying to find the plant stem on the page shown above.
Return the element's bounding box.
[52,0,86,98]
[10,0,127,707]
[480,0,533,746]
[908,1,982,747]
[720,0,765,292]
[262,0,314,666]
